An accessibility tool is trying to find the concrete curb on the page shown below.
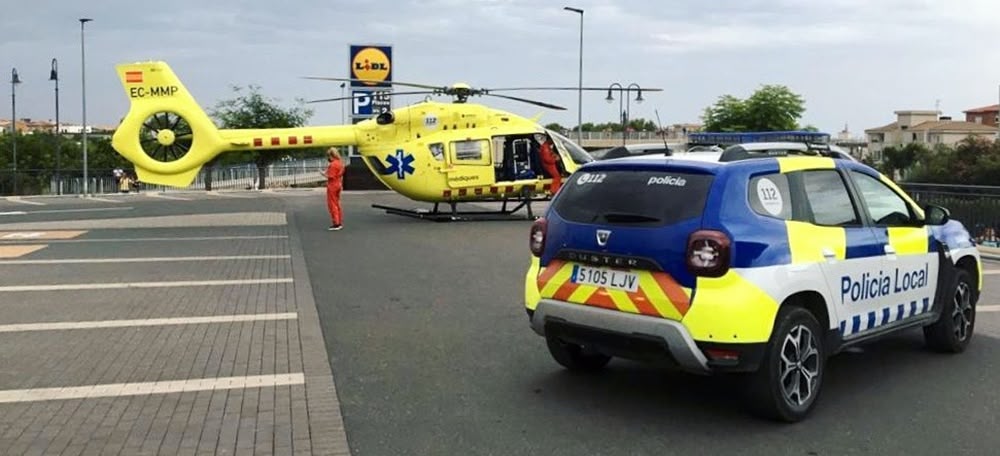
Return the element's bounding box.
[285,209,353,456]
[978,246,1000,262]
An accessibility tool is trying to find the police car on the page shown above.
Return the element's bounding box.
[523,149,981,422]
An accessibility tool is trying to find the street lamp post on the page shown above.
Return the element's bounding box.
[605,82,644,146]
[10,68,21,195]
[80,18,92,196]
[340,82,346,124]
[564,6,584,144]
[50,58,61,194]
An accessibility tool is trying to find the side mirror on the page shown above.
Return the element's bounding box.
[924,204,950,226]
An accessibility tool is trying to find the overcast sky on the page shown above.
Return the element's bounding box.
[3,0,999,136]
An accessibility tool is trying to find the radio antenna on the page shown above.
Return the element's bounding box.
[654,109,671,156]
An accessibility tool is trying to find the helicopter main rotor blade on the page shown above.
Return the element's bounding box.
[487,87,664,92]
[302,76,442,91]
[305,90,439,104]
[483,93,566,110]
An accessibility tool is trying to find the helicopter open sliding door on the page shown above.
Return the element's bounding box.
[443,139,495,189]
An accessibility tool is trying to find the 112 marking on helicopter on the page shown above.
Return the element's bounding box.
[110,61,661,221]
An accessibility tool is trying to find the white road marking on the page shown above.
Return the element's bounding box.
[0,312,297,333]
[0,207,133,216]
[1,232,43,239]
[0,211,284,230]
[0,235,288,244]
[0,373,305,403]
[207,191,253,198]
[0,278,293,292]
[981,305,1000,313]
[84,196,123,203]
[147,193,192,201]
[0,254,291,265]
[5,197,45,206]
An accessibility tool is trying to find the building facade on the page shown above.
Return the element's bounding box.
[963,104,998,127]
[865,109,998,160]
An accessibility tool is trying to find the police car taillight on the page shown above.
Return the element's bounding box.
[686,230,730,277]
[530,218,548,257]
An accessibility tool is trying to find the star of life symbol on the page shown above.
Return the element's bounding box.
[383,149,415,180]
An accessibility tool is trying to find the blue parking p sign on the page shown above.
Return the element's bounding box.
[351,90,392,117]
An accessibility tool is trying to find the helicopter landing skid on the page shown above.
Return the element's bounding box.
[372,197,549,222]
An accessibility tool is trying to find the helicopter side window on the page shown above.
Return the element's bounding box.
[429,143,445,161]
[450,139,490,166]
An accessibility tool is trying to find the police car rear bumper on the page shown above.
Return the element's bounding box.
[530,299,711,375]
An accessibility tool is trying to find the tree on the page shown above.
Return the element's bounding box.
[881,143,929,180]
[702,85,806,132]
[905,138,1000,185]
[208,85,315,189]
[0,132,130,195]
[543,122,566,132]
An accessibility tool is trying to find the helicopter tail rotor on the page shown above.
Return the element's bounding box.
[111,61,231,186]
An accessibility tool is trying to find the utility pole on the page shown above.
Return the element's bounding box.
[563,7,584,145]
[80,18,93,195]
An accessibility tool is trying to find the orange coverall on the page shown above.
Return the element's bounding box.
[539,141,561,194]
[326,159,345,226]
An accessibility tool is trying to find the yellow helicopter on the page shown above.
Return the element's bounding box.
[110,61,660,220]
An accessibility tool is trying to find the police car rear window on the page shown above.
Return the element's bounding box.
[553,170,713,226]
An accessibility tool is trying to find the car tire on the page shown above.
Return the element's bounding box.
[923,269,976,353]
[744,306,825,422]
[545,334,611,372]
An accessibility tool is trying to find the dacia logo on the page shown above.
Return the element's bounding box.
[596,229,611,247]
[351,47,391,85]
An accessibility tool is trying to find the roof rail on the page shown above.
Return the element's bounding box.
[718,143,850,162]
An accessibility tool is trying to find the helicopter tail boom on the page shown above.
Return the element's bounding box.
[112,61,358,187]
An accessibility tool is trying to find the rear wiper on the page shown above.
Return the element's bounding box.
[601,212,661,223]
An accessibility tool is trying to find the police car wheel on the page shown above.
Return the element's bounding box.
[745,306,825,422]
[923,269,976,353]
[544,335,611,372]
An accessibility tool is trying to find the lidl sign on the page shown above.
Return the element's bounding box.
[349,45,392,88]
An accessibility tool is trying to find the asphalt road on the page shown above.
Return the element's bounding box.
[288,193,1000,456]
[5,191,996,455]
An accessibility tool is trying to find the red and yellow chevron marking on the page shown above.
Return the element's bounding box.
[442,182,552,198]
[536,260,692,320]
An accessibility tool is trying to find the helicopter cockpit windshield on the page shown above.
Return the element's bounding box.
[546,129,594,165]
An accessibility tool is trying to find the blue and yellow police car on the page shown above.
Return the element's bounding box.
[523,147,981,422]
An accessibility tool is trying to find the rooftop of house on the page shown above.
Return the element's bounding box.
[963,104,999,114]
[865,119,999,134]
[910,120,998,132]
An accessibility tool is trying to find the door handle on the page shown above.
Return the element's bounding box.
[821,248,836,259]
[884,245,896,255]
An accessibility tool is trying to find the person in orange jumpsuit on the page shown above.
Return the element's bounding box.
[322,147,345,231]
[537,136,562,194]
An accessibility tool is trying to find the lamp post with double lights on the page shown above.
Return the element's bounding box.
[563,6,583,144]
[605,82,644,146]
[10,68,21,195]
[80,17,92,195]
[50,58,61,194]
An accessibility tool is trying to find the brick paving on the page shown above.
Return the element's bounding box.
[0,213,349,455]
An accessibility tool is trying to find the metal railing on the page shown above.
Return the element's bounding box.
[0,157,329,196]
[900,183,1000,246]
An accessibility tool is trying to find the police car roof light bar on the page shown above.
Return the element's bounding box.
[688,131,831,147]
